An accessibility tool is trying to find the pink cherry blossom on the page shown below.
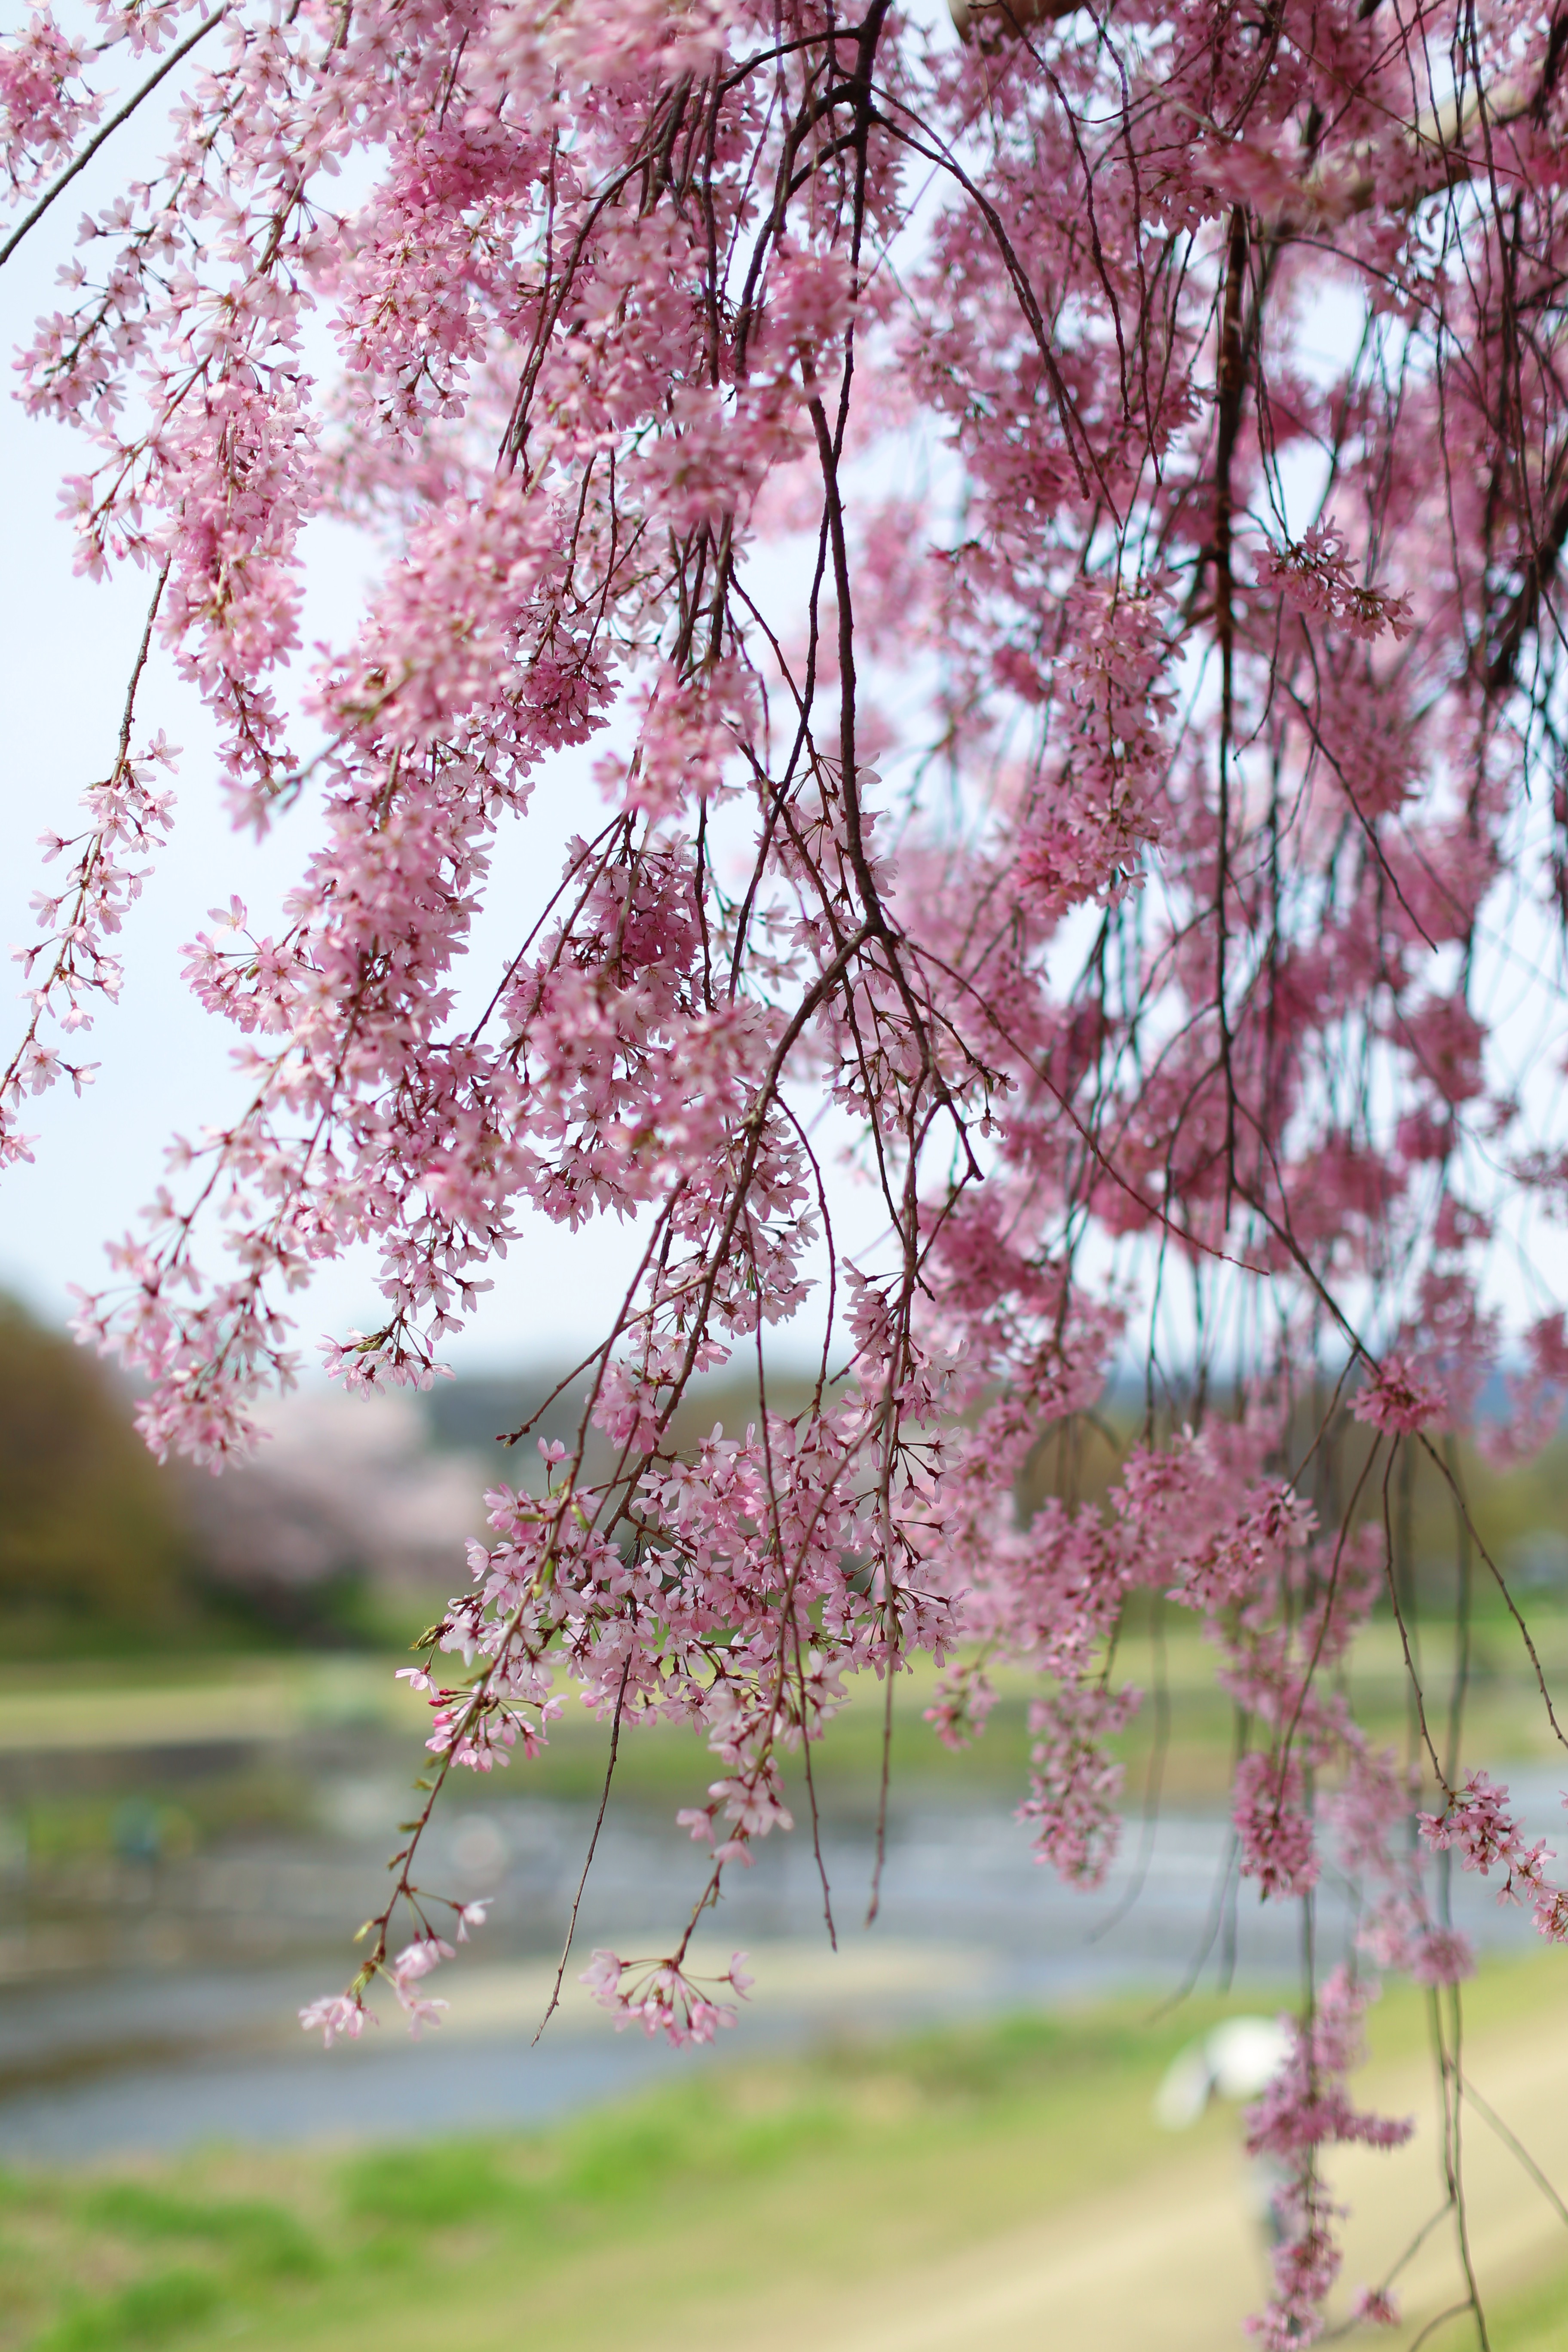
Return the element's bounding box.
[580,1947,751,2047]
[1419,1774,1568,1943]
[1244,1971,1413,2348]
[298,1993,374,2049]
[1351,1357,1446,1437]
[1233,1752,1320,1903]
[8,0,1568,2329]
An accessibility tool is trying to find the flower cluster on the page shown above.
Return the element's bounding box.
[1351,1357,1447,1437]
[3,729,177,1172]
[1265,523,1414,644]
[1244,1970,1413,2348]
[1017,1682,1140,1889]
[0,8,97,192]
[1420,1774,1568,1943]
[580,1948,754,2047]
[299,1905,489,2045]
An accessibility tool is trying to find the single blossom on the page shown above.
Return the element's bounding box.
[298,1993,373,2048]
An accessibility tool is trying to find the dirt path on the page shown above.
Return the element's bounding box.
[701,1997,1568,2352]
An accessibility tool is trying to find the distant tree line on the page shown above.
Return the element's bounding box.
[6,1295,1565,1662]
[0,1293,194,1653]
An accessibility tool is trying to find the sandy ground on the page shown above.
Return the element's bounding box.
[678,1990,1568,2352]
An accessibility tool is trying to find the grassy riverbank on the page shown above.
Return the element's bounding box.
[5,1605,1568,1817]
[5,1957,1567,2352]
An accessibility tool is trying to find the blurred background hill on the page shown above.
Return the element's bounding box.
[0,1297,836,1657]
[0,1295,195,1657]
[6,1286,1568,1665]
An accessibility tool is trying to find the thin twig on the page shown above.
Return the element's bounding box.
[534,1654,632,2042]
[0,11,228,272]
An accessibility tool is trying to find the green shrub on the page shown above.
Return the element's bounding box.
[33,2266,221,2351]
[0,1295,193,1651]
[338,2141,521,2231]
[83,2183,325,2279]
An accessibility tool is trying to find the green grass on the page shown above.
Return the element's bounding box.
[6,1603,1568,1896]
[0,1994,1246,2351]
[1490,2256,1568,2351]
[3,1964,1565,2352]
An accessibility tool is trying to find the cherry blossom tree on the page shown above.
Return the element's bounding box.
[6,0,1568,2333]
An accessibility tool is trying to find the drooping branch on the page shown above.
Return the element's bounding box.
[5,0,1568,2330]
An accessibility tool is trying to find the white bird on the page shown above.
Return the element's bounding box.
[1153,2015,1294,2132]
